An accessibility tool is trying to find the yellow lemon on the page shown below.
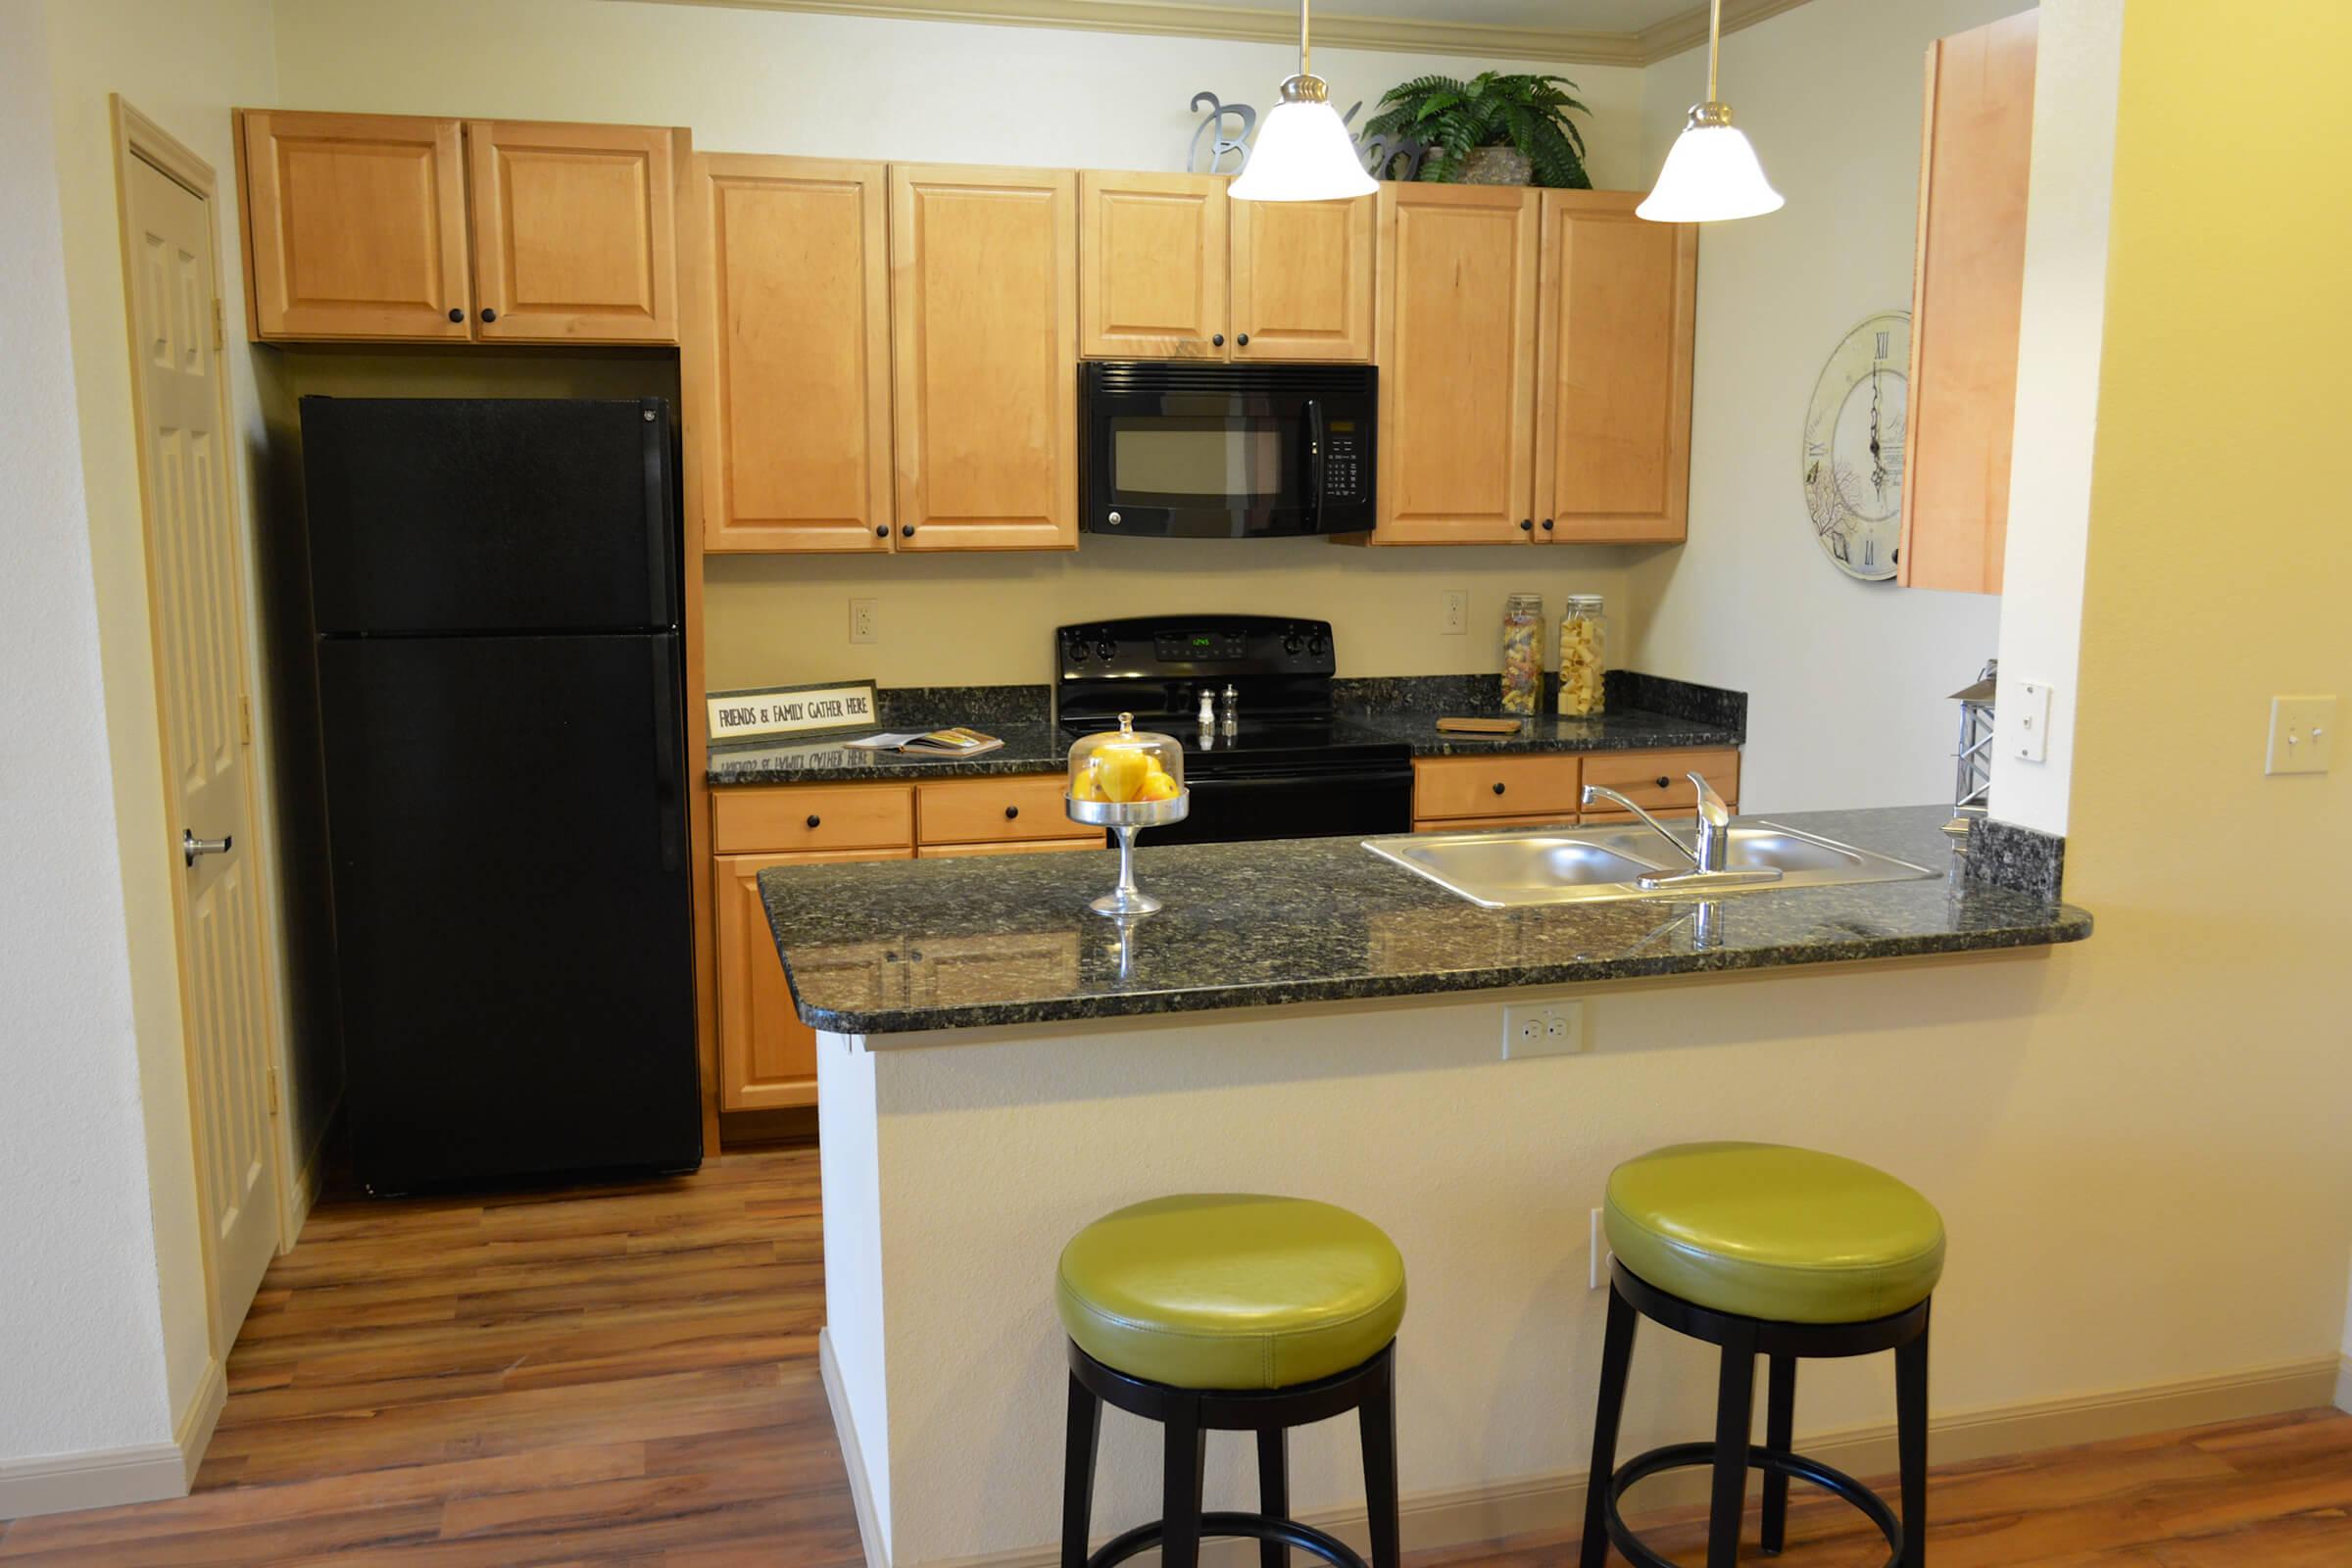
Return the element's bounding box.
[1094,747,1151,804]
[1137,771,1180,803]
[1070,766,1104,803]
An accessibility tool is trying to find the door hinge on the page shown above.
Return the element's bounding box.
[212,297,225,351]
[239,692,253,745]
[266,1065,281,1115]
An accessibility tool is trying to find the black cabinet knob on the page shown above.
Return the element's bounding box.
[1655,776,1671,790]
[901,524,914,537]
[807,814,821,828]
[1493,781,1507,796]
[1004,805,1019,820]
[1212,333,1225,347]
[447,307,464,322]
[1542,518,1555,531]
[1237,332,1250,346]
[1519,518,1534,532]
[874,525,888,538]
[480,307,498,322]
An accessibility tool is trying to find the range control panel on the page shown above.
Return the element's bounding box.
[1055,615,1336,681]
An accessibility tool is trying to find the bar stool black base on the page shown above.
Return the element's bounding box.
[1580,1259,1931,1568]
[1601,1442,1904,1568]
[1062,1341,1400,1568]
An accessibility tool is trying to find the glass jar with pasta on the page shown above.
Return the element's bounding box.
[1499,593,1545,715]
[1556,595,1607,716]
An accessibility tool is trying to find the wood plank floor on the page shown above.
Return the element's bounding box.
[2,1147,2345,1565]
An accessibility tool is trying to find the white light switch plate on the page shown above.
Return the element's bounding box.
[2266,695,2336,775]
[2008,680,2053,763]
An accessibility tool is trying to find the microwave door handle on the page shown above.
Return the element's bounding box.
[1303,398,1326,525]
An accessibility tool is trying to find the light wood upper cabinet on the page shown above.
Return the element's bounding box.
[1230,193,1376,363]
[1080,172,1228,359]
[1371,183,1541,544]
[688,154,893,553]
[890,164,1079,552]
[1900,10,2038,594]
[235,110,681,345]
[1534,191,1696,544]
[237,111,472,340]
[466,121,678,343]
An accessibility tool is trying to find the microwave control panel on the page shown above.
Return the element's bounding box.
[1321,421,1367,503]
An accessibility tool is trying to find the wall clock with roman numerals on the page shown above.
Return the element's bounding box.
[1802,311,1910,581]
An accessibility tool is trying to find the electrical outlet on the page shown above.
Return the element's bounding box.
[2266,695,2336,776]
[1501,1001,1584,1059]
[1441,590,1467,636]
[849,599,877,645]
[1590,1205,1611,1290]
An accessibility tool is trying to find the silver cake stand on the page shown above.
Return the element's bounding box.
[1065,792,1190,915]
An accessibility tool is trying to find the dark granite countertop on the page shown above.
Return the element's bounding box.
[759,806,2090,1035]
[707,672,1746,784]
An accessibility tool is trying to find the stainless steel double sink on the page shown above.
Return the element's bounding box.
[1362,820,1937,907]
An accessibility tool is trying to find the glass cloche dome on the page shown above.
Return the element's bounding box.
[1066,712,1184,806]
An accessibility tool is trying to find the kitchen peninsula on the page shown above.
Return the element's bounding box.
[766,807,2089,1565]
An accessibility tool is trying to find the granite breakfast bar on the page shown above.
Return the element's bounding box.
[769,808,2089,1567]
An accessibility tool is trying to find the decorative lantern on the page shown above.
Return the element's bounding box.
[1944,661,1997,837]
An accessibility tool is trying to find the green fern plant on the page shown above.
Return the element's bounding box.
[1360,72,1592,188]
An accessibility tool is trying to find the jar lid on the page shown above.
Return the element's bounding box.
[1567,594,1605,609]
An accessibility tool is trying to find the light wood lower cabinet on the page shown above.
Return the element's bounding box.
[1410,749,1739,834]
[716,848,908,1110]
[916,775,1098,847]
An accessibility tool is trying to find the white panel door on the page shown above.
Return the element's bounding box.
[127,150,281,1353]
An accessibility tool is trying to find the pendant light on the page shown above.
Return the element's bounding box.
[1638,0,1783,221]
[1229,0,1378,202]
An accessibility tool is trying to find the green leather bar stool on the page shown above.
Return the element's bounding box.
[1057,1194,1408,1568]
[1580,1143,1944,1568]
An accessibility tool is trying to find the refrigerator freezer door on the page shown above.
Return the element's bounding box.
[302,397,676,635]
[318,631,700,1191]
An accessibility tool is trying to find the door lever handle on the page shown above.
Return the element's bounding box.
[182,829,232,867]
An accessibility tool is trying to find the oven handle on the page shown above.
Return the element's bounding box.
[1190,763,1416,791]
[1303,398,1326,527]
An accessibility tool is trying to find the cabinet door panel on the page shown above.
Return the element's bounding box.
[1372,184,1540,543]
[689,155,893,552]
[239,111,470,341]
[1898,11,2037,593]
[1536,191,1696,543]
[1080,172,1227,359]
[1231,193,1375,362]
[468,121,678,343]
[717,849,906,1110]
[891,166,1079,552]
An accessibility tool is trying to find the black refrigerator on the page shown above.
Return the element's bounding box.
[301,397,701,1194]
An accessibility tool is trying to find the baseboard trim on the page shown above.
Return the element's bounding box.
[0,1442,184,1523]
[172,1355,226,1490]
[907,1354,2342,1568]
[2333,1353,2352,1415]
[820,1327,888,1568]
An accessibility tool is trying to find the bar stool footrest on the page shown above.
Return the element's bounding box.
[1604,1442,1904,1568]
[1088,1512,1371,1568]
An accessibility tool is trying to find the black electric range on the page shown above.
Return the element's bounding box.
[1054,614,1413,845]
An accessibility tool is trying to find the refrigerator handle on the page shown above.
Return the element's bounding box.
[640,398,677,627]
[650,639,684,873]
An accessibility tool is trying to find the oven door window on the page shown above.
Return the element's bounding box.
[1108,416,1303,508]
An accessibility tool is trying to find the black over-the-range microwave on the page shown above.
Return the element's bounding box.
[1079,361,1377,538]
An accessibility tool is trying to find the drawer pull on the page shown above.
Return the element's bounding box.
[1655,776,1671,790]
[1493,782,1507,796]
[1004,805,1019,820]
[807,813,821,829]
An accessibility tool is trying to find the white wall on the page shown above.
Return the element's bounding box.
[0,0,175,1471]
[1627,0,2021,811]
[1989,0,2123,836]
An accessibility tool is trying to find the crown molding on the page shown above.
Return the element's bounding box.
[615,0,1824,69]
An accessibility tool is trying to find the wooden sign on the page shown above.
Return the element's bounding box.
[707,680,878,744]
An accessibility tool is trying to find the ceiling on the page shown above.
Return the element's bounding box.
[628,0,1818,66]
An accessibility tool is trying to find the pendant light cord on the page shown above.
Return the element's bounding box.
[1706,0,1721,101]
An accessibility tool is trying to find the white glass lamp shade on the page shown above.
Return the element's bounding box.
[1638,110,1784,222]
[1230,96,1377,202]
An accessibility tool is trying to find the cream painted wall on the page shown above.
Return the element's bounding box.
[36,0,286,1448]
[0,0,176,1468]
[1628,0,2019,811]
[267,0,1656,692]
[1988,0,2122,837]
